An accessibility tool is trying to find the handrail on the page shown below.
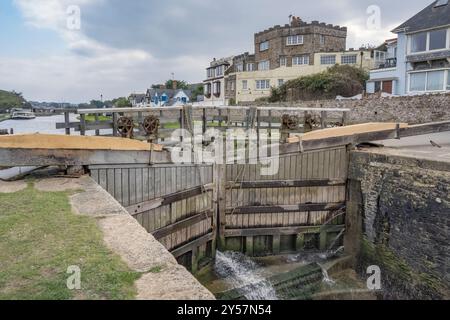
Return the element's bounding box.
[77,105,350,114]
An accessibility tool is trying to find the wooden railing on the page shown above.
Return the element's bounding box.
[56,106,351,142]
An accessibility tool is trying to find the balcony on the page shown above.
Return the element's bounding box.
[376,58,397,69]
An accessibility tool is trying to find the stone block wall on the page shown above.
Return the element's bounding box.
[243,93,450,125]
[346,150,450,300]
[254,22,347,69]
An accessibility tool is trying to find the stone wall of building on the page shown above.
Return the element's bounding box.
[254,20,347,69]
[345,149,450,300]
[241,93,450,125]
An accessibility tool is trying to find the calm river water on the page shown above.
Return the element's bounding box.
[0,114,79,135]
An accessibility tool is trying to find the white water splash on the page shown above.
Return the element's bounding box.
[215,251,278,300]
[319,264,336,286]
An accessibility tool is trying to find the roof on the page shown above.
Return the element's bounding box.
[392,0,450,33]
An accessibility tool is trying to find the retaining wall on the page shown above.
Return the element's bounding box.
[241,93,450,125]
[345,149,450,300]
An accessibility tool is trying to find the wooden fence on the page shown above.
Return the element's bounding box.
[57,106,350,143]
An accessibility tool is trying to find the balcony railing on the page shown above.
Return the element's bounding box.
[376,58,397,69]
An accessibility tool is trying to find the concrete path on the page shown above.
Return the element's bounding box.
[2,174,215,300]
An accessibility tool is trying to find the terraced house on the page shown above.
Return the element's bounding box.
[205,16,386,105]
[367,0,450,95]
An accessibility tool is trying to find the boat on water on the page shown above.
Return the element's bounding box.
[10,110,36,120]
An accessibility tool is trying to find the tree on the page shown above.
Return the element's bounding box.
[165,80,189,90]
[190,85,204,101]
[90,100,105,109]
[113,97,131,108]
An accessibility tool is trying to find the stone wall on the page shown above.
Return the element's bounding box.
[346,149,450,300]
[241,92,450,125]
[254,21,347,69]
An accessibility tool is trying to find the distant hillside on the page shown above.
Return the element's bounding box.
[0,90,28,112]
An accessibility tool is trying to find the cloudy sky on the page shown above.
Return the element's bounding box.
[0,0,432,103]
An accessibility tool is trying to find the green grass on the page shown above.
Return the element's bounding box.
[0,184,140,300]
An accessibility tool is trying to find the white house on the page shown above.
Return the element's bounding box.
[145,88,191,107]
[367,0,450,95]
[203,57,234,106]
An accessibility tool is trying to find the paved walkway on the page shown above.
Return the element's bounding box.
[0,175,215,300]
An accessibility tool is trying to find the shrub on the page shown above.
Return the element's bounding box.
[270,65,369,102]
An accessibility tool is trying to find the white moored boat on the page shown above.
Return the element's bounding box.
[11,110,36,120]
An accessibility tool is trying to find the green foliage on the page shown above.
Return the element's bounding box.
[0,185,140,300]
[191,85,204,101]
[269,65,369,102]
[0,90,28,112]
[89,100,105,109]
[113,97,132,108]
[165,80,189,90]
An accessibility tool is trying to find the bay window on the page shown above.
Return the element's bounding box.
[447,71,450,90]
[409,70,448,92]
[410,73,426,91]
[429,29,447,50]
[410,28,448,53]
[426,71,445,91]
[411,32,427,53]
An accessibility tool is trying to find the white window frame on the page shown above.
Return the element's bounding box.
[408,69,449,93]
[341,55,358,65]
[256,80,270,90]
[246,63,254,71]
[319,34,325,45]
[447,70,450,91]
[260,41,269,51]
[278,79,284,87]
[236,63,244,72]
[292,55,309,66]
[280,56,287,67]
[287,35,304,46]
[216,65,224,77]
[320,55,336,65]
[408,27,450,54]
[258,60,270,71]
[242,80,248,90]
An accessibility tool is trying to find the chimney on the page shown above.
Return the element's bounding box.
[172,80,178,90]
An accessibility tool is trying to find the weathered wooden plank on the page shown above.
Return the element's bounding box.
[225,202,345,214]
[227,179,346,189]
[171,232,215,258]
[224,225,345,237]
[127,184,213,215]
[152,210,213,240]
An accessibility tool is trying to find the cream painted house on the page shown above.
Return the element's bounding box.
[233,50,378,103]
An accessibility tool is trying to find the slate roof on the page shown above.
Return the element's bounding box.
[392,0,450,33]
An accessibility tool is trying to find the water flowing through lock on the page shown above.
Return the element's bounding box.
[214,251,278,300]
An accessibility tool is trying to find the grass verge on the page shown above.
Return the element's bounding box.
[0,184,140,300]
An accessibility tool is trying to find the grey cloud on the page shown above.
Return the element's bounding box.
[78,0,431,58]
